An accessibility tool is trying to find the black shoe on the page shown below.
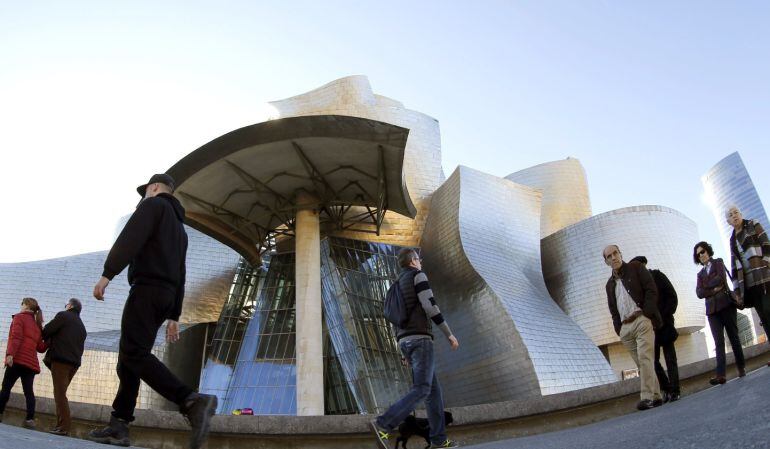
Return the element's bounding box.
[669,392,681,402]
[181,393,218,449]
[738,367,746,377]
[652,398,664,407]
[637,399,655,410]
[709,376,726,385]
[87,415,131,447]
[48,427,69,436]
[661,391,671,403]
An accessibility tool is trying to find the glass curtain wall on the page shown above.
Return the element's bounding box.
[321,237,410,415]
[200,237,410,415]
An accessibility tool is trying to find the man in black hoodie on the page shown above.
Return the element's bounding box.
[42,298,87,436]
[88,174,216,449]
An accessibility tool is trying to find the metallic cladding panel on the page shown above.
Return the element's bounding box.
[0,224,238,410]
[505,158,592,238]
[269,75,444,247]
[701,152,770,259]
[541,206,704,348]
[421,166,616,405]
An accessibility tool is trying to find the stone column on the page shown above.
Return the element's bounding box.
[294,193,324,415]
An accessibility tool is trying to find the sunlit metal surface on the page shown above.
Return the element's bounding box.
[420,166,616,406]
[506,157,592,238]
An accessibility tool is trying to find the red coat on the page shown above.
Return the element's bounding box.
[5,311,47,373]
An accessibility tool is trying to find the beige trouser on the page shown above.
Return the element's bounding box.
[620,315,661,402]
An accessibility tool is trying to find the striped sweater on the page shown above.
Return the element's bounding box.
[395,268,453,341]
[730,219,770,292]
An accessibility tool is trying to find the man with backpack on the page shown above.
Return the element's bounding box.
[371,248,460,449]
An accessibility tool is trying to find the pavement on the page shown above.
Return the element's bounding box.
[0,423,148,449]
[1,368,769,449]
[465,365,770,449]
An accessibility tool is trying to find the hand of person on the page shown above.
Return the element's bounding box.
[166,320,180,343]
[448,335,459,351]
[5,355,12,367]
[93,276,110,301]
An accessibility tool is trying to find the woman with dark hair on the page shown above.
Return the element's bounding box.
[694,241,745,385]
[0,297,47,428]
[726,206,770,362]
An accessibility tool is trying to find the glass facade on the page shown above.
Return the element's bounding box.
[200,237,410,415]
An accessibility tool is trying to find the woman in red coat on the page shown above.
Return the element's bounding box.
[0,297,47,428]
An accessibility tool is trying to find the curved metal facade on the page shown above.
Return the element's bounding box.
[702,151,770,257]
[269,75,444,247]
[541,206,704,348]
[420,166,616,406]
[506,158,592,238]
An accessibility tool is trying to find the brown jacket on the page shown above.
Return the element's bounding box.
[606,261,661,335]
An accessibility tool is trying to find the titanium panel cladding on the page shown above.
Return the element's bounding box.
[421,166,616,406]
[506,158,592,238]
[541,206,704,348]
[702,151,770,257]
[269,75,444,247]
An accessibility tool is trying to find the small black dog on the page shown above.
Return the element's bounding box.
[395,411,454,449]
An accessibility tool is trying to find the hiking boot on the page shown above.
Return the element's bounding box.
[430,440,460,448]
[369,419,392,449]
[181,393,218,449]
[86,415,131,447]
[22,419,35,429]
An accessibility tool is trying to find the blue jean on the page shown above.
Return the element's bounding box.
[376,337,447,444]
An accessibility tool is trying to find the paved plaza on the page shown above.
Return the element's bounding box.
[466,366,770,449]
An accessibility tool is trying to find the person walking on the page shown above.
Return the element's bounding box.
[695,241,746,384]
[630,256,681,402]
[370,248,460,449]
[0,297,47,429]
[603,245,663,410]
[42,298,87,436]
[88,174,216,449]
[726,205,770,364]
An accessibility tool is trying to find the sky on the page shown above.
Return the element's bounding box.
[1,1,768,263]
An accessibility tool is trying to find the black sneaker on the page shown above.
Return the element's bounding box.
[48,427,69,436]
[181,393,218,449]
[636,399,655,410]
[87,415,131,447]
[669,392,681,402]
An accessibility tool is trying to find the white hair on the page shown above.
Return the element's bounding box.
[724,204,741,219]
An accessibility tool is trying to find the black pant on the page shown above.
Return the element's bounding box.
[112,284,193,422]
[708,306,745,376]
[654,339,680,395]
[0,364,37,420]
[746,284,770,340]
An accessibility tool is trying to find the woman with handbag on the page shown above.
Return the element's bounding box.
[726,206,770,362]
[694,241,746,385]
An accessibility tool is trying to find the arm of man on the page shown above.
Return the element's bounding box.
[42,311,66,340]
[637,264,662,328]
[753,220,770,266]
[414,271,458,349]
[606,281,621,335]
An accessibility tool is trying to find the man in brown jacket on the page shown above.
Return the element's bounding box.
[604,244,663,410]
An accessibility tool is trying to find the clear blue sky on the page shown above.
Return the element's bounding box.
[1,1,768,262]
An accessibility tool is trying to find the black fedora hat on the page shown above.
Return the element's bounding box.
[136,173,175,197]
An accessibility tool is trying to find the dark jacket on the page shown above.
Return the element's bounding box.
[650,269,678,323]
[606,261,662,335]
[102,193,188,321]
[696,257,733,315]
[5,311,47,373]
[42,309,87,368]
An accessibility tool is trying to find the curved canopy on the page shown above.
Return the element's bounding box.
[167,115,416,265]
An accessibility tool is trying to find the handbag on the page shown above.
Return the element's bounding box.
[722,267,744,310]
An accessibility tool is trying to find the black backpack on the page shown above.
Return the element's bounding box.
[383,274,410,328]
